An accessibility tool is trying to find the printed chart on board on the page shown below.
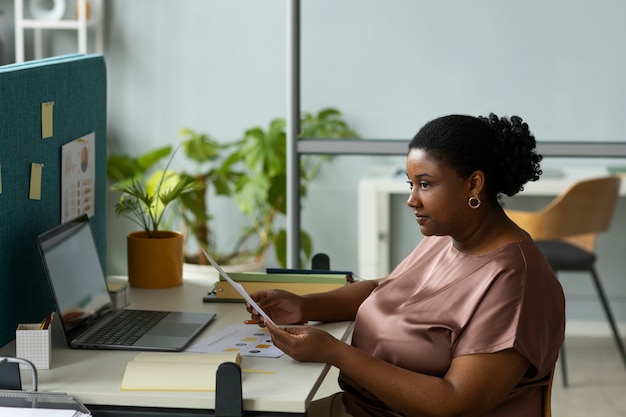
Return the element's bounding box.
[61,132,96,222]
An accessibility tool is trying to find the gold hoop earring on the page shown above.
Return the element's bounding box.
[468,195,481,209]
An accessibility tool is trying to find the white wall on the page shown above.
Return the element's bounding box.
[0,0,14,64]
[4,0,626,326]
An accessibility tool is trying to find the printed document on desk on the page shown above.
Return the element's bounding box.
[187,323,284,358]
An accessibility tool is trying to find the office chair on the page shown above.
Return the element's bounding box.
[542,369,555,417]
[506,176,626,387]
[312,253,331,270]
[215,362,243,417]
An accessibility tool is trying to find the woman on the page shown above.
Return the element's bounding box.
[248,114,565,417]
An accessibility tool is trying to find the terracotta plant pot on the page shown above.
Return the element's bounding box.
[127,231,183,288]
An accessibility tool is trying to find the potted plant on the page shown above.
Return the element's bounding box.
[180,107,359,269]
[107,145,198,288]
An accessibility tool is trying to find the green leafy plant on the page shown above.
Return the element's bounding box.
[175,129,240,264]
[208,107,359,267]
[108,145,198,238]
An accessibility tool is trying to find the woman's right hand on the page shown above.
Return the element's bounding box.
[247,289,304,326]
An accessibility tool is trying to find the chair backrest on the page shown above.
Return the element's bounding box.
[508,176,621,251]
[542,369,554,417]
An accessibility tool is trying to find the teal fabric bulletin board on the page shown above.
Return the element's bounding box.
[0,54,107,347]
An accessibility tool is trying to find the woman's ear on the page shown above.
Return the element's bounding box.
[468,171,486,196]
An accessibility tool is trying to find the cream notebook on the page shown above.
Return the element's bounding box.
[121,351,241,392]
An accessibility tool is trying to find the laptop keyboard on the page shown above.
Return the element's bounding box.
[82,310,168,346]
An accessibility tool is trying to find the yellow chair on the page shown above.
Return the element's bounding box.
[506,176,626,387]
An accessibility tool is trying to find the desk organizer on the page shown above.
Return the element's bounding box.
[0,390,90,414]
[0,356,90,414]
[15,324,51,370]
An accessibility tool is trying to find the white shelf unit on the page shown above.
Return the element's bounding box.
[14,0,103,63]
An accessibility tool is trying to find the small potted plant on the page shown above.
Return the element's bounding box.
[108,145,198,288]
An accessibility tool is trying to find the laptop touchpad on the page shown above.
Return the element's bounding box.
[149,322,200,337]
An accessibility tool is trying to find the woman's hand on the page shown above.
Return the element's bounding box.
[266,322,340,363]
[247,289,304,326]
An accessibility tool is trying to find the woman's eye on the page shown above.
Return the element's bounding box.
[405,180,414,190]
[419,182,430,190]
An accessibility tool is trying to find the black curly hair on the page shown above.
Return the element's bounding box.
[408,113,542,201]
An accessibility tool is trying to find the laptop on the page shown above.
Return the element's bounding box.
[36,214,216,351]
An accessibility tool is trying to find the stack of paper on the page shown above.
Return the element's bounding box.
[120,351,241,392]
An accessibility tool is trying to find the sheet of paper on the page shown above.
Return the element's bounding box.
[186,323,284,358]
[61,132,96,222]
[201,249,277,327]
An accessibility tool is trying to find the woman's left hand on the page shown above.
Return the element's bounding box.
[266,322,339,363]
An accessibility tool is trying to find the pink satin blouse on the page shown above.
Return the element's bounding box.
[339,235,565,417]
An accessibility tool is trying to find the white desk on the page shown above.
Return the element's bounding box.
[358,166,626,279]
[0,276,353,416]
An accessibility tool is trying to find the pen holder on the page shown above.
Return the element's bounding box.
[15,323,51,370]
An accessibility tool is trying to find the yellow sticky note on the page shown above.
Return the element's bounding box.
[29,163,43,200]
[42,102,54,139]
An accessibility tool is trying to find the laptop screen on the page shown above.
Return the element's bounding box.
[38,215,112,331]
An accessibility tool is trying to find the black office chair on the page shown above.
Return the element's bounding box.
[507,176,626,387]
[215,362,243,417]
[311,253,331,270]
